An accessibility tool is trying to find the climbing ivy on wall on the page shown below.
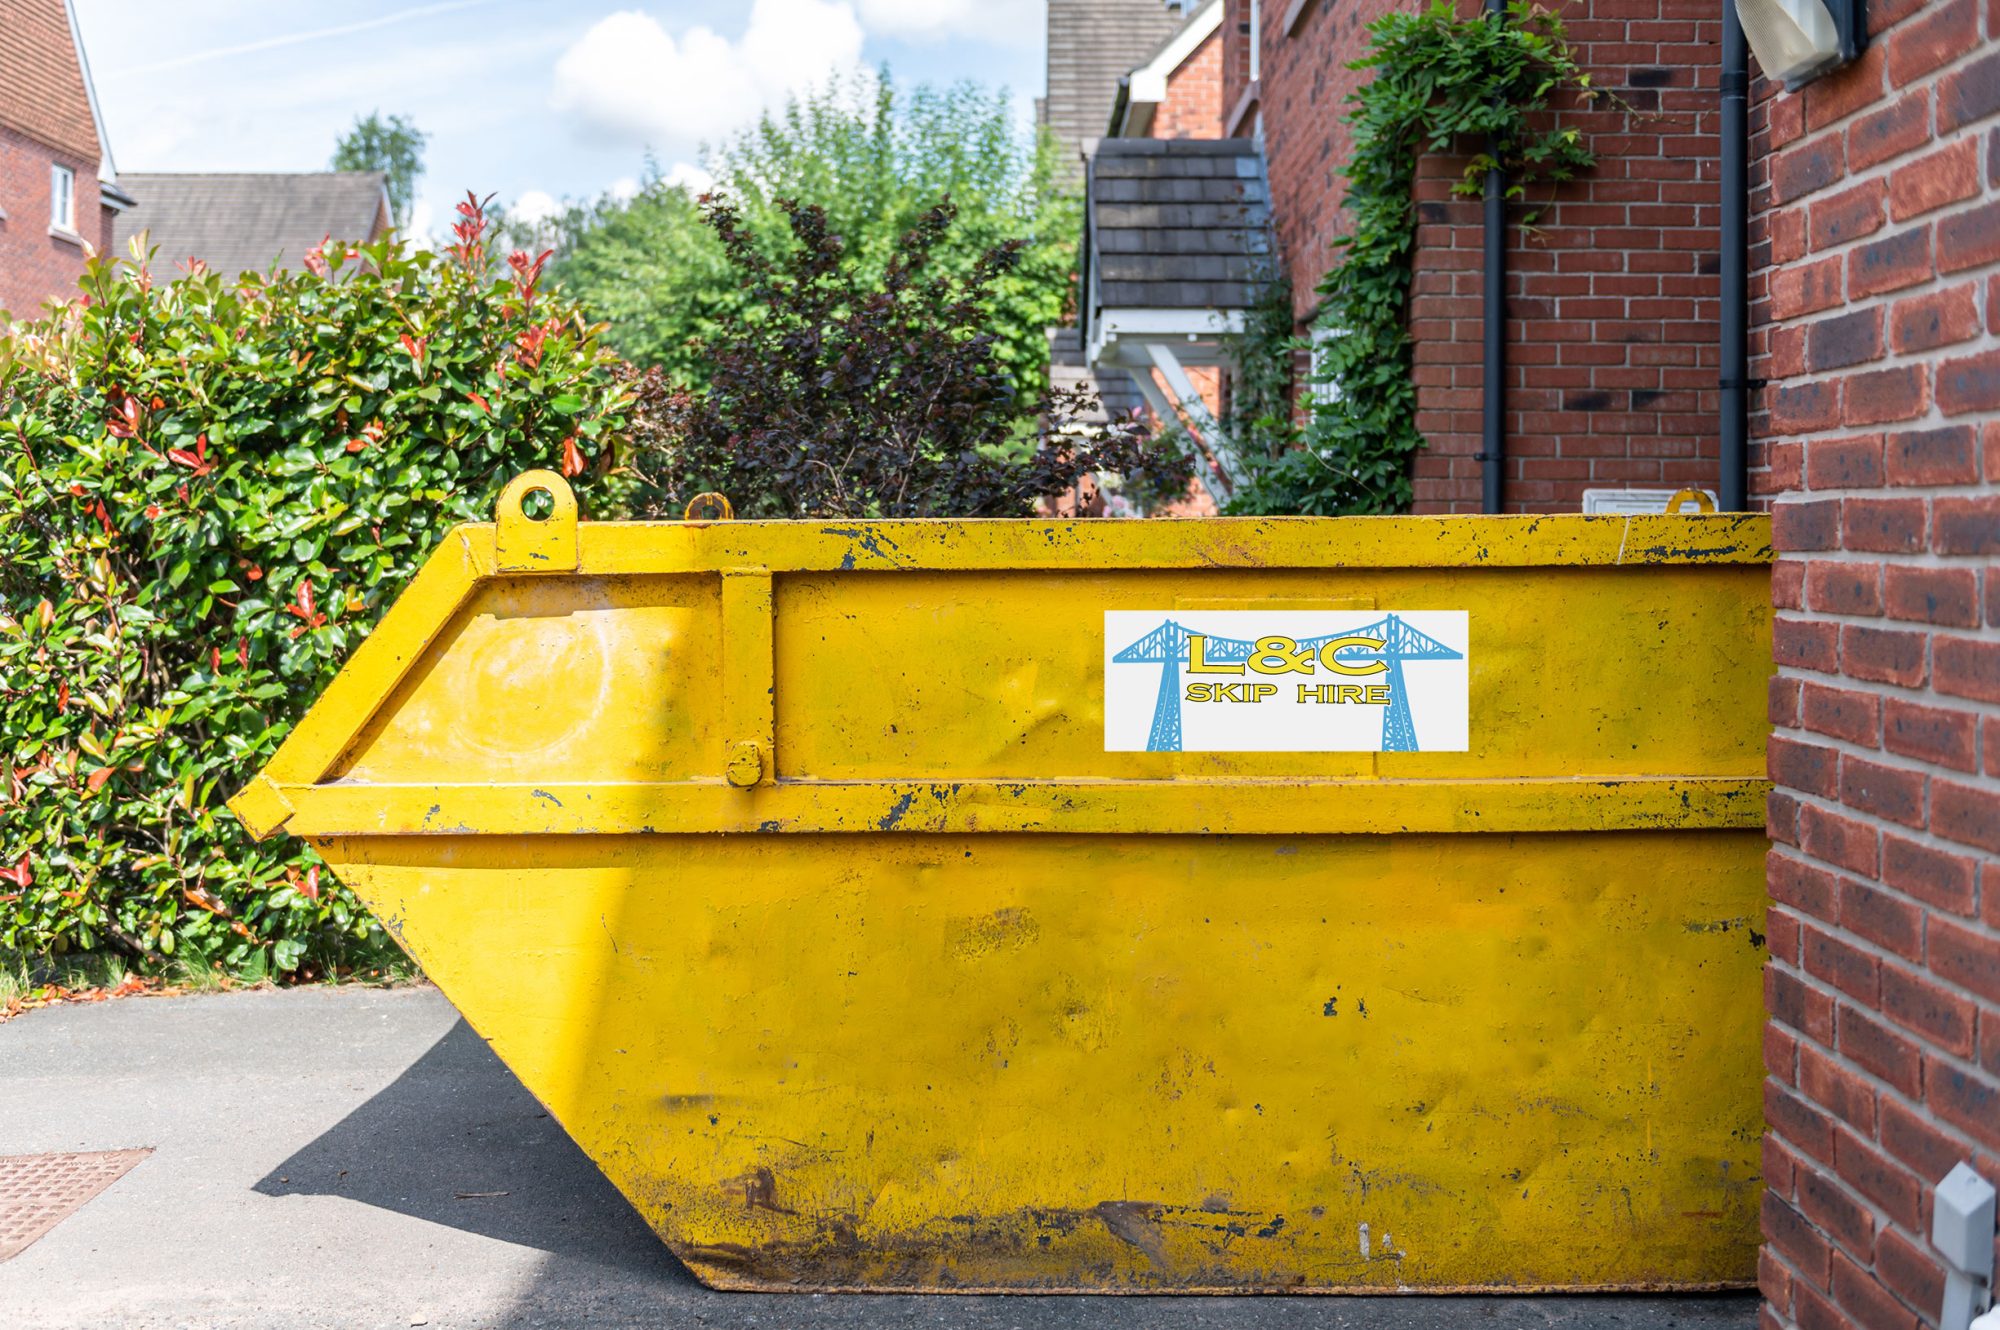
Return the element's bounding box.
[1231,1,1600,515]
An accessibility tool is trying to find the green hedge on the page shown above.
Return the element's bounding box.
[0,198,628,977]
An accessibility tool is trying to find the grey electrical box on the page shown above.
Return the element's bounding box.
[1937,1163,1997,1273]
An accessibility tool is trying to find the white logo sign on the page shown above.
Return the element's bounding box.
[1104,611,1470,753]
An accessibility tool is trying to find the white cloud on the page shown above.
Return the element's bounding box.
[510,188,561,225]
[658,162,714,194]
[855,0,1042,45]
[607,175,642,202]
[550,1,864,150]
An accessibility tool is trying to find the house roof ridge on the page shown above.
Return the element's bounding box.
[116,170,388,180]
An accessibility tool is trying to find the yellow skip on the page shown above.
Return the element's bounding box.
[234,471,1773,1293]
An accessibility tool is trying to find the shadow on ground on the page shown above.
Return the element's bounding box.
[255,1017,1760,1328]
[254,1018,691,1284]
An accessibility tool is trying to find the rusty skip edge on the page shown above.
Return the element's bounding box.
[689,1276,1752,1296]
[225,507,1774,841]
[621,1171,1756,1296]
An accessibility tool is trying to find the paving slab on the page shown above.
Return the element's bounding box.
[0,985,1758,1330]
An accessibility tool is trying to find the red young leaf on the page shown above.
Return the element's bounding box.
[167,433,212,477]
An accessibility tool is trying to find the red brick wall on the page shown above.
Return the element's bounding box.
[1238,0,1729,513]
[1154,28,1225,139]
[1752,0,2000,1325]
[0,123,99,322]
[1221,0,1256,128]
[1409,0,1726,512]
[1257,0,1404,328]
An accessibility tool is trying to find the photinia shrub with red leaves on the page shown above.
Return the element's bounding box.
[0,193,630,978]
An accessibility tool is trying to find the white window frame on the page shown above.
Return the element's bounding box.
[1308,325,1344,408]
[50,164,77,234]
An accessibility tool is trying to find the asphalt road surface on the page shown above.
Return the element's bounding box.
[0,985,1759,1329]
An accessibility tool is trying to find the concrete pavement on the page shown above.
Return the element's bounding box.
[0,985,1759,1329]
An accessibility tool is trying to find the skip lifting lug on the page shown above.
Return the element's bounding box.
[495,469,580,572]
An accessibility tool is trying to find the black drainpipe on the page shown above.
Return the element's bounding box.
[1480,0,1507,514]
[1719,0,1749,511]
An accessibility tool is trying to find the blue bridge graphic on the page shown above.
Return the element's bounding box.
[1113,615,1464,753]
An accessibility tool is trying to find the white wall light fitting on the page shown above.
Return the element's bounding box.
[1935,1162,1997,1330]
[1734,0,1866,89]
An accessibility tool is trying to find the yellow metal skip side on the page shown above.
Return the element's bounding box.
[329,830,1766,1292]
[232,473,1773,1292]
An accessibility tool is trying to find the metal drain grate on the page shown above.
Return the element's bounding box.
[0,1149,152,1261]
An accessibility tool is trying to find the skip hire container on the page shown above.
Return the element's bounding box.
[231,470,1774,1294]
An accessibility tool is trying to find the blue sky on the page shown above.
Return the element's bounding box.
[72,0,1047,238]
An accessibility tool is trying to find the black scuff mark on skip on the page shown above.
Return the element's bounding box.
[877,792,915,830]
[1632,542,1750,561]
[825,525,908,568]
[531,789,564,807]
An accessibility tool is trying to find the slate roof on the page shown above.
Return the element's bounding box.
[1041,0,1188,181]
[1083,138,1275,320]
[114,173,392,282]
[0,0,103,161]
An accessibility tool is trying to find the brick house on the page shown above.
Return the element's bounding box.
[1066,0,1998,1323]
[0,0,132,322]
[1750,2,2000,1328]
[1109,0,1227,141]
[1041,0,1196,507]
[1082,0,1732,515]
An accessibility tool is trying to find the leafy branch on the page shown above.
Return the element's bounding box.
[1232,0,1600,515]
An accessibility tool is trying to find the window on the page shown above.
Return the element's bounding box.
[1308,325,1344,408]
[50,164,76,233]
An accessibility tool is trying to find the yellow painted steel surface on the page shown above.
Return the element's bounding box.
[232,472,1774,1294]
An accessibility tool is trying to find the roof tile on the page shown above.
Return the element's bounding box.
[0,0,102,161]
[113,173,392,282]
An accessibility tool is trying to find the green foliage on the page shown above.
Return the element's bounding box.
[1235,1,1597,515]
[626,196,1187,519]
[540,74,1079,407]
[1216,276,1336,515]
[0,201,628,978]
[331,111,428,228]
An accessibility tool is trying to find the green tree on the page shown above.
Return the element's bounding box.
[0,195,628,979]
[543,74,1078,407]
[331,112,428,229]
[625,196,1185,519]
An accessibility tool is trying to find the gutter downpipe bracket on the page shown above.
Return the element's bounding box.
[1481,0,1508,515]
[1720,1,1750,512]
